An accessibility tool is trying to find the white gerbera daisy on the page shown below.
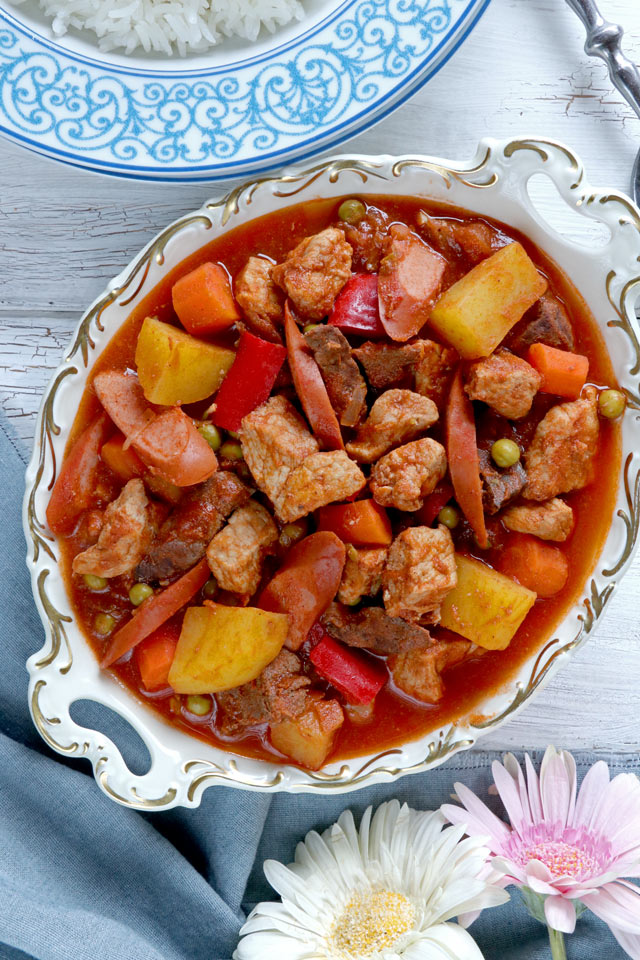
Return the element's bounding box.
[235,800,509,960]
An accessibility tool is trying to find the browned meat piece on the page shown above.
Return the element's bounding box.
[240,395,318,516]
[417,211,499,265]
[322,602,433,654]
[279,451,366,523]
[383,525,457,622]
[206,501,278,595]
[478,449,527,515]
[523,394,599,500]
[337,547,387,604]
[389,639,471,703]
[304,325,367,427]
[502,498,574,541]
[346,389,439,463]
[414,340,458,408]
[339,206,390,272]
[505,294,576,354]
[136,472,250,580]
[73,479,153,579]
[353,340,424,390]
[215,649,311,736]
[370,438,447,512]
[271,227,352,320]
[234,256,284,344]
[465,349,541,420]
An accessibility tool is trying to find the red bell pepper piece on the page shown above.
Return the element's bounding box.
[101,558,210,667]
[445,368,488,548]
[315,500,392,546]
[134,617,182,691]
[328,274,385,338]
[417,481,454,526]
[284,303,344,450]
[309,634,386,704]
[46,413,113,534]
[213,331,286,432]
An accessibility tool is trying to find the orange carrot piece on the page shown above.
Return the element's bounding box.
[527,343,589,400]
[284,302,344,450]
[46,413,113,534]
[445,367,488,548]
[498,535,568,598]
[101,559,210,667]
[172,262,240,336]
[135,619,181,692]
[101,433,145,482]
[315,500,392,546]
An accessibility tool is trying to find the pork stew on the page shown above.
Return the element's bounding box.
[49,196,622,770]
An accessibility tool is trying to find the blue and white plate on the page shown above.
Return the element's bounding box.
[0,0,489,181]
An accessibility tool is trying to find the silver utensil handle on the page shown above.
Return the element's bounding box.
[566,0,640,120]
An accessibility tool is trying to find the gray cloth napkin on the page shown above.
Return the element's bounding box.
[0,412,633,960]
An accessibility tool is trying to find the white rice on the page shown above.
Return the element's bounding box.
[12,0,305,55]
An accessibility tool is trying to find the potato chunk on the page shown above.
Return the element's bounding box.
[136,316,235,405]
[270,696,344,769]
[168,604,288,693]
[440,554,536,650]
[429,242,548,359]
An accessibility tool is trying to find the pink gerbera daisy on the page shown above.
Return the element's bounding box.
[442,747,640,958]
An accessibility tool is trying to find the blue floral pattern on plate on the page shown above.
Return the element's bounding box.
[0,0,489,180]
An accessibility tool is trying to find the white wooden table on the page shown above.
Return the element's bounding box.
[1,0,639,754]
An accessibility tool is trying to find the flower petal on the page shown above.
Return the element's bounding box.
[441,783,511,851]
[607,926,640,960]
[403,922,486,960]
[582,881,640,934]
[572,760,610,831]
[539,747,576,829]
[544,895,576,933]
[235,929,314,960]
[597,774,640,859]
[524,753,543,823]
[492,760,529,834]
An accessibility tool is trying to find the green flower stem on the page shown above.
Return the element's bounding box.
[547,926,567,960]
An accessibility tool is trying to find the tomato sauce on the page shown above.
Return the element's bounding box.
[59,196,620,766]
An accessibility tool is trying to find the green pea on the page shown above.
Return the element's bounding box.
[220,440,243,461]
[338,198,366,225]
[83,574,107,591]
[198,422,222,452]
[598,388,626,420]
[343,595,362,606]
[346,544,359,562]
[226,430,241,440]
[203,579,218,599]
[303,323,322,335]
[279,520,308,548]
[438,505,460,529]
[94,613,115,636]
[186,695,212,717]
[129,583,153,607]
[491,438,521,469]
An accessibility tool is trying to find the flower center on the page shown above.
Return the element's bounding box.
[331,889,415,957]
[520,839,601,879]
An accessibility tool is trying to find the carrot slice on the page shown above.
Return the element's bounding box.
[101,433,145,482]
[46,413,112,534]
[284,302,344,450]
[315,500,392,546]
[527,343,589,400]
[445,367,488,548]
[101,559,210,667]
[172,262,240,336]
[135,619,181,692]
[498,534,568,598]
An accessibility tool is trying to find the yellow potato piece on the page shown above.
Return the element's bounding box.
[135,316,235,405]
[440,554,536,651]
[429,242,548,359]
[270,698,344,769]
[168,604,289,694]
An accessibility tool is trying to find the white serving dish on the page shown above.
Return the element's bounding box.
[24,136,640,809]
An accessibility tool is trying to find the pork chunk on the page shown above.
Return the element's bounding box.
[279,451,365,523]
[136,472,250,580]
[215,649,311,736]
[234,257,284,344]
[271,227,352,320]
[506,294,576,354]
[340,207,390,272]
[465,349,541,419]
[353,340,424,390]
[206,501,278,596]
[370,438,447,512]
[346,389,439,463]
[414,340,458,408]
[502,497,574,541]
[383,525,457,622]
[304,325,367,426]
[417,212,498,265]
[523,395,599,500]
[322,602,433,654]
[73,479,153,579]
[337,547,387,605]
[389,639,471,704]
[240,395,318,515]
[478,448,527,514]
